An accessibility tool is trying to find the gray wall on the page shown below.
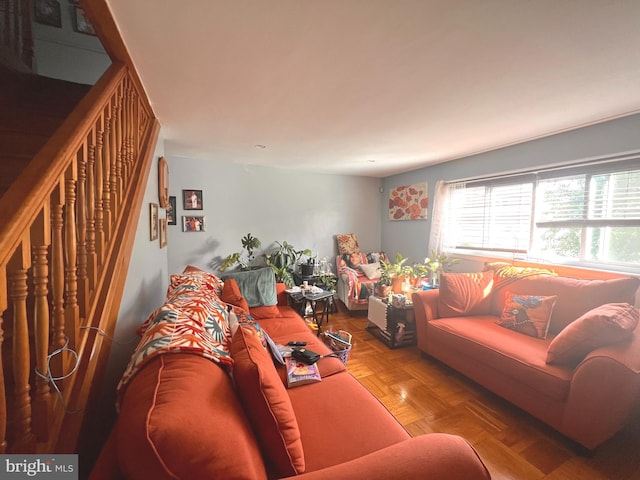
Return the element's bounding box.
[166,156,383,276]
[32,2,109,84]
[381,113,640,268]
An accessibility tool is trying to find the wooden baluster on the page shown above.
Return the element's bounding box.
[50,184,66,381]
[2,0,10,48]
[125,79,135,172]
[64,166,79,352]
[11,0,18,57]
[102,104,112,239]
[76,144,89,319]
[94,116,105,265]
[0,266,8,453]
[31,206,52,442]
[121,81,131,182]
[86,129,97,293]
[8,242,35,452]
[115,85,124,202]
[109,95,119,219]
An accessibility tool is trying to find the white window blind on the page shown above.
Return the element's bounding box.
[440,157,640,272]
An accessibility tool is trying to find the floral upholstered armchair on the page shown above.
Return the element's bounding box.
[335,234,388,311]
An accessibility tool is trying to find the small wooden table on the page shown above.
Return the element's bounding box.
[366,295,416,348]
[287,289,335,335]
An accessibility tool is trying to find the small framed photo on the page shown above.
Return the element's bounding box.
[183,189,203,210]
[150,203,159,240]
[183,216,205,232]
[167,196,177,225]
[34,0,62,28]
[159,218,168,248]
[74,6,96,35]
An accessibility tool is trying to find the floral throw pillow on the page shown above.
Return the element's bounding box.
[497,293,558,339]
[336,233,360,255]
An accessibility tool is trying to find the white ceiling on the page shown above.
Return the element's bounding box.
[106,0,640,178]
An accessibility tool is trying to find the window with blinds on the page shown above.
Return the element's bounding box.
[441,157,640,272]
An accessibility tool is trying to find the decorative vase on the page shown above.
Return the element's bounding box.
[391,276,404,294]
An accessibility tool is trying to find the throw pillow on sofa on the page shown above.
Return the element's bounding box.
[438,271,495,317]
[546,303,640,365]
[360,262,381,280]
[336,233,360,255]
[231,325,306,477]
[497,293,557,339]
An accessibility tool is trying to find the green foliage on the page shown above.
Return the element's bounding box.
[379,252,411,286]
[264,241,313,286]
[318,273,337,292]
[219,233,262,271]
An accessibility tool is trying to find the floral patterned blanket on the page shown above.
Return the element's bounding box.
[116,267,234,407]
[337,252,388,304]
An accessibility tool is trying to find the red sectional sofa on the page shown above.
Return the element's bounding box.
[91,267,490,479]
[412,268,640,451]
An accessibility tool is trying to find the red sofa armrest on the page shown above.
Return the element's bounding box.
[277,282,289,306]
[290,434,491,480]
[411,289,441,352]
[562,334,640,449]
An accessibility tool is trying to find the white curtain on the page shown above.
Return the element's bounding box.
[428,180,448,255]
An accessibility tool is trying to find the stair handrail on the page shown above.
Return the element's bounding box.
[0,59,159,453]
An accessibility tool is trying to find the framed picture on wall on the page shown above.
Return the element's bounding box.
[34,0,62,28]
[182,216,205,232]
[167,196,177,225]
[183,189,203,210]
[74,6,96,35]
[159,218,168,248]
[150,203,159,240]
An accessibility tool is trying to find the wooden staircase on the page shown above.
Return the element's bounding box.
[0,66,91,198]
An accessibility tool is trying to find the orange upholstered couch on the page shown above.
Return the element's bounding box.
[412,269,640,451]
[90,269,490,479]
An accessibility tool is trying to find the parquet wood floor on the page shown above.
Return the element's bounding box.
[325,304,640,480]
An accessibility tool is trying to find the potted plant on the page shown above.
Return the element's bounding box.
[264,241,313,286]
[318,272,337,292]
[219,233,262,272]
[423,250,460,286]
[379,252,412,294]
[298,251,317,276]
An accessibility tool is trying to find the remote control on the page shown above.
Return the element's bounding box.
[288,341,307,347]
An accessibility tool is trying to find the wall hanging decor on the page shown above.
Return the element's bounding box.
[167,196,177,225]
[158,156,170,208]
[34,0,62,27]
[389,182,428,220]
[183,189,203,210]
[150,203,159,240]
[183,216,205,232]
[159,217,168,248]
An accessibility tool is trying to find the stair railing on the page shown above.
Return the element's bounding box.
[0,60,158,453]
[0,0,33,71]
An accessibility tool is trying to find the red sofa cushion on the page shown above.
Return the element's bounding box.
[231,326,306,477]
[288,373,411,472]
[497,293,557,339]
[221,277,250,313]
[428,316,572,402]
[438,271,494,317]
[547,303,640,365]
[117,354,266,480]
[490,276,640,334]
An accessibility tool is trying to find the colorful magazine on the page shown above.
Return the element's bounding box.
[285,356,321,388]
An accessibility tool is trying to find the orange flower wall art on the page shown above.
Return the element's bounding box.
[389,182,428,220]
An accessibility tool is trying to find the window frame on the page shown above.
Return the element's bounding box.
[439,155,640,274]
